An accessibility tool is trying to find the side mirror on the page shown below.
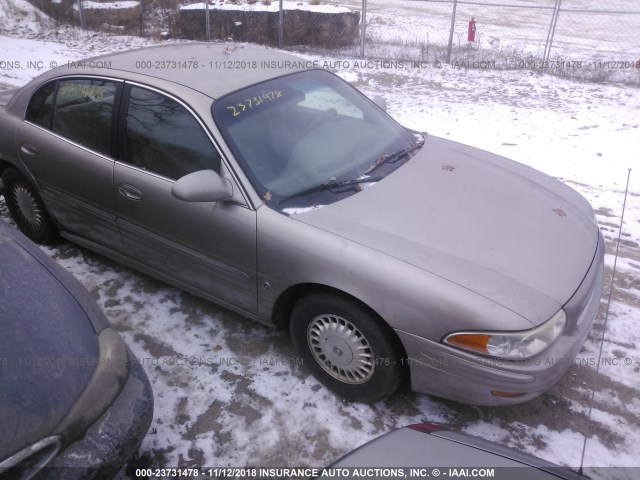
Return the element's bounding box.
[172,169,233,203]
[373,95,387,112]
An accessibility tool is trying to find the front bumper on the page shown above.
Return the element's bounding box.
[41,349,154,479]
[399,230,605,406]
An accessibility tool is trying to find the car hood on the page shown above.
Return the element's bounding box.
[0,224,99,461]
[293,135,599,325]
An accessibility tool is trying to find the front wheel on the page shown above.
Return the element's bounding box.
[2,168,56,244]
[290,293,406,403]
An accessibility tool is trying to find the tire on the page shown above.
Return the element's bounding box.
[2,168,56,244]
[290,293,406,403]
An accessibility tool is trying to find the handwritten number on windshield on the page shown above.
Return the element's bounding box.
[226,90,283,117]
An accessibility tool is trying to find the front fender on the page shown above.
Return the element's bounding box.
[256,206,530,342]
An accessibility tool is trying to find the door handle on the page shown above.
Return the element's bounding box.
[118,183,143,201]
[20,143,38,156]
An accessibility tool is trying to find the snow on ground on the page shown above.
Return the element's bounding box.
[0,0,53,31]
[332,0,640,84]
[0,6,161,89]
[0,1,639,478]
[338,0,640,63]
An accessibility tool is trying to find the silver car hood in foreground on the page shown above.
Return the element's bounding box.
[294,135,599,325]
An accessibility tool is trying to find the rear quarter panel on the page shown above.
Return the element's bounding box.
[0,84,37,179]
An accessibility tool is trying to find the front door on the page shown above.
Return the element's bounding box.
[114,84,257,315]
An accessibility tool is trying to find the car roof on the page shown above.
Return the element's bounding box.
[45,42,307,99]
[328,425,587,480]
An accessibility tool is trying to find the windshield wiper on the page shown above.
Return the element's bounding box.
[277,176,384,205]
[365,143,423,175]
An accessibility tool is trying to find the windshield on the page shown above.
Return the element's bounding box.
[212,69,422,210]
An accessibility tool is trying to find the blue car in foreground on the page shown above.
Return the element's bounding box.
[0,220,153,480]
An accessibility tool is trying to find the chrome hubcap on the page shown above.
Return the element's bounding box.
[13,185,43,230]
[308,314,375,384]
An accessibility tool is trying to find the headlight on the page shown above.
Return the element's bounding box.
[443,309,567,359]
[52,328,129,446]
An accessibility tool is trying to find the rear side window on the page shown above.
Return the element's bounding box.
[124,86,221,180]
[25,81,56,128]
[51,79,118,156]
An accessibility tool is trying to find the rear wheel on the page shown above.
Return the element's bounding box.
[290,293,406,403]
[2,168,56,244]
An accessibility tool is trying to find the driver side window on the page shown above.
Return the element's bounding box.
[124,86,221,180]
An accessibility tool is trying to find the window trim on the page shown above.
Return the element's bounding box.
[23,79,57,130]
[117,81,253,209]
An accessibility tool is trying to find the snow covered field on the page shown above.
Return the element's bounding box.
[339,0,640,62]
[350,0,640,57]
[1,1,639,478]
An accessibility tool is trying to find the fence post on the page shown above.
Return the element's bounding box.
[543,0,561,66]
[205,0,210,41]
[446,0,458,64]
[77,0,86,29]
[359,0,366,58]
[279,0,284,48]
[139,0,144,36]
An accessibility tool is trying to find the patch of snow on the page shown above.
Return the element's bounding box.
[0,0,54,34]
[180,1,351,13]
[282,205,325,215]
[81,1,140,10]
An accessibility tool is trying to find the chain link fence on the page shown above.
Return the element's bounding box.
[348,0,640,84]
[30,0,640,84]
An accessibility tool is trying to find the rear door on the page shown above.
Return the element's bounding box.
[16,77,122,246]
[114,83,258,315]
